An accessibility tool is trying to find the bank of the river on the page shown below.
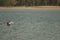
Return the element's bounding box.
[0,6,60,10]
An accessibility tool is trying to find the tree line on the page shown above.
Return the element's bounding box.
[0,0,60,6]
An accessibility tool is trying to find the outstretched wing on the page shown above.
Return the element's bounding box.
[9,21,14,24]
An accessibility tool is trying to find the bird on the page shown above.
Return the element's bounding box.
[7,21,14,26]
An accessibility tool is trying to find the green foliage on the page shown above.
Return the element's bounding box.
[0,0,16,6]
[0,0,60,6]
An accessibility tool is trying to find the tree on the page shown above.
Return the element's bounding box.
[0,0,60,6]
[0,0,16,6]
[57,0,60,6]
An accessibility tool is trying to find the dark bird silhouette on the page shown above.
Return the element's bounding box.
[7,21,14,26]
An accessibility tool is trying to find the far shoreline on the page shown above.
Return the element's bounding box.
[0,6,60,10]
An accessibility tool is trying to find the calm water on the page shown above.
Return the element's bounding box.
[0,9,60,40]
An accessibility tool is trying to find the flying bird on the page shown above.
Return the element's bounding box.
[7,21,14,26]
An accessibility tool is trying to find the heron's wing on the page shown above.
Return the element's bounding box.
[9,21,14,24]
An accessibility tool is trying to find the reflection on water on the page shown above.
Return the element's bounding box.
[0,9,60,40]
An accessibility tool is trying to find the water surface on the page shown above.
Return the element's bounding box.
[0,9,60,40]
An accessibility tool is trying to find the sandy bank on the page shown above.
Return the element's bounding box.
[0,6,60,10]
